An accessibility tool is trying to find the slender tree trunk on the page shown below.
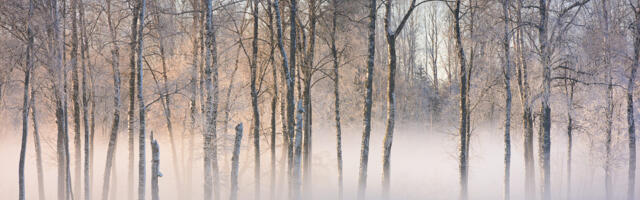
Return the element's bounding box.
[250,1,262,198]
[603,0,613,198]
[136,0,147,199]
[381,2,421,199]
[453,0,470,199]
[151,137,160,200]
[292,102,304,200]
[127,1,141,199]
[50,0,68,198]
[357,0,376,198]
[266,1,278,199]
[101,1,122,199]
[537,0,551,198]
[302,1,317,195]
[187,0,201,197]
[502,0,512,198]
[515,0,535,197]
[331,0,343,198]
[31,87,45,200]
[564,80,574,200]
[230,124,244,200]
[203,0,221,198]
[628,2,640,199]
[273,0,291,197]
[287,2,298,192]
[19,1,34,197]
[69,0,82,197]
[79,0,92,198]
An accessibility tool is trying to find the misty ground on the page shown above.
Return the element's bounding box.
[1,120,635,200]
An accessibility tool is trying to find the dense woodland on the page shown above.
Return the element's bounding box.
[2,0,640,199]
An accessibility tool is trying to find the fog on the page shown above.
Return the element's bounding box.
[2,120,635,200]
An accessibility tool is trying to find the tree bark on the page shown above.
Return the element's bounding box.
[331,0,343,198]
[250,1,262,198]
[287,2,298,192]
[537,0,551,198]
[514,0,535,197]
[151,136,160,200]
[230,124,244,200]
[273,0,292,197]
[357,0,376,198]
[101,0,122,199]
[79,0,92,198]
[18,1,34,197]
[628,1,640,199]
[302,1,317,195]
[603,0,613,198]
[266,1,278,199]
[136,0,147,199]
[69,0,82,196]
[31,87,45,200]
[127,1,141,199]
[292,102,304,200]
[502,0,512,198]
[203,0,221,199]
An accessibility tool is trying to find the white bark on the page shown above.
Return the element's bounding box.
[230,124,243,200]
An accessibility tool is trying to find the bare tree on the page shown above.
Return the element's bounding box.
[628,1,640,199]
[330,0,343,199]
[31,87,45,200]
[127,1,141,199]
[230,124,243,200]
[151,133,160,200]
[18,1,34,198]
[203,0,221,199]
[501,0,512,198]
[250,1,262,198]
[357,0,376,198]
[136,0,147,199]
[381,0,428,199]
[101,0,122,199]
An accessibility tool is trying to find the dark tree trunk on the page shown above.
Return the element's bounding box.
[357,0,376,198]
[250,1,262,198]
[230,124,244,200]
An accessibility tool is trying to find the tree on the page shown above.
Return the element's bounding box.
[151,133,160,200]
[381,0,429,199]
[18,0,34,198]
[450,0,471,199]
[101,0,123,199]
[301,0,317,194]
[203,0,221,199]
[501,0,512,198]
[31,87,45,200]
[136,0,147,199]
[250,0,261,198]
[357,0,376,198]
[330,0,344,199]
[230,124,243,200]
[127,1,141,199]
[628,0,640,199]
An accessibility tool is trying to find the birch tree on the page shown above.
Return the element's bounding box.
[230,124,243,200]
[357,0,376,198]
[381,0,429,198]
[330,0,343,199]
[136,0,147,199]
[628,1,640,199]
[501,0,512,198]
[127,1,141,199]
[101,0,122,199]
[250,1,261,198]
[18,1,34,198]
